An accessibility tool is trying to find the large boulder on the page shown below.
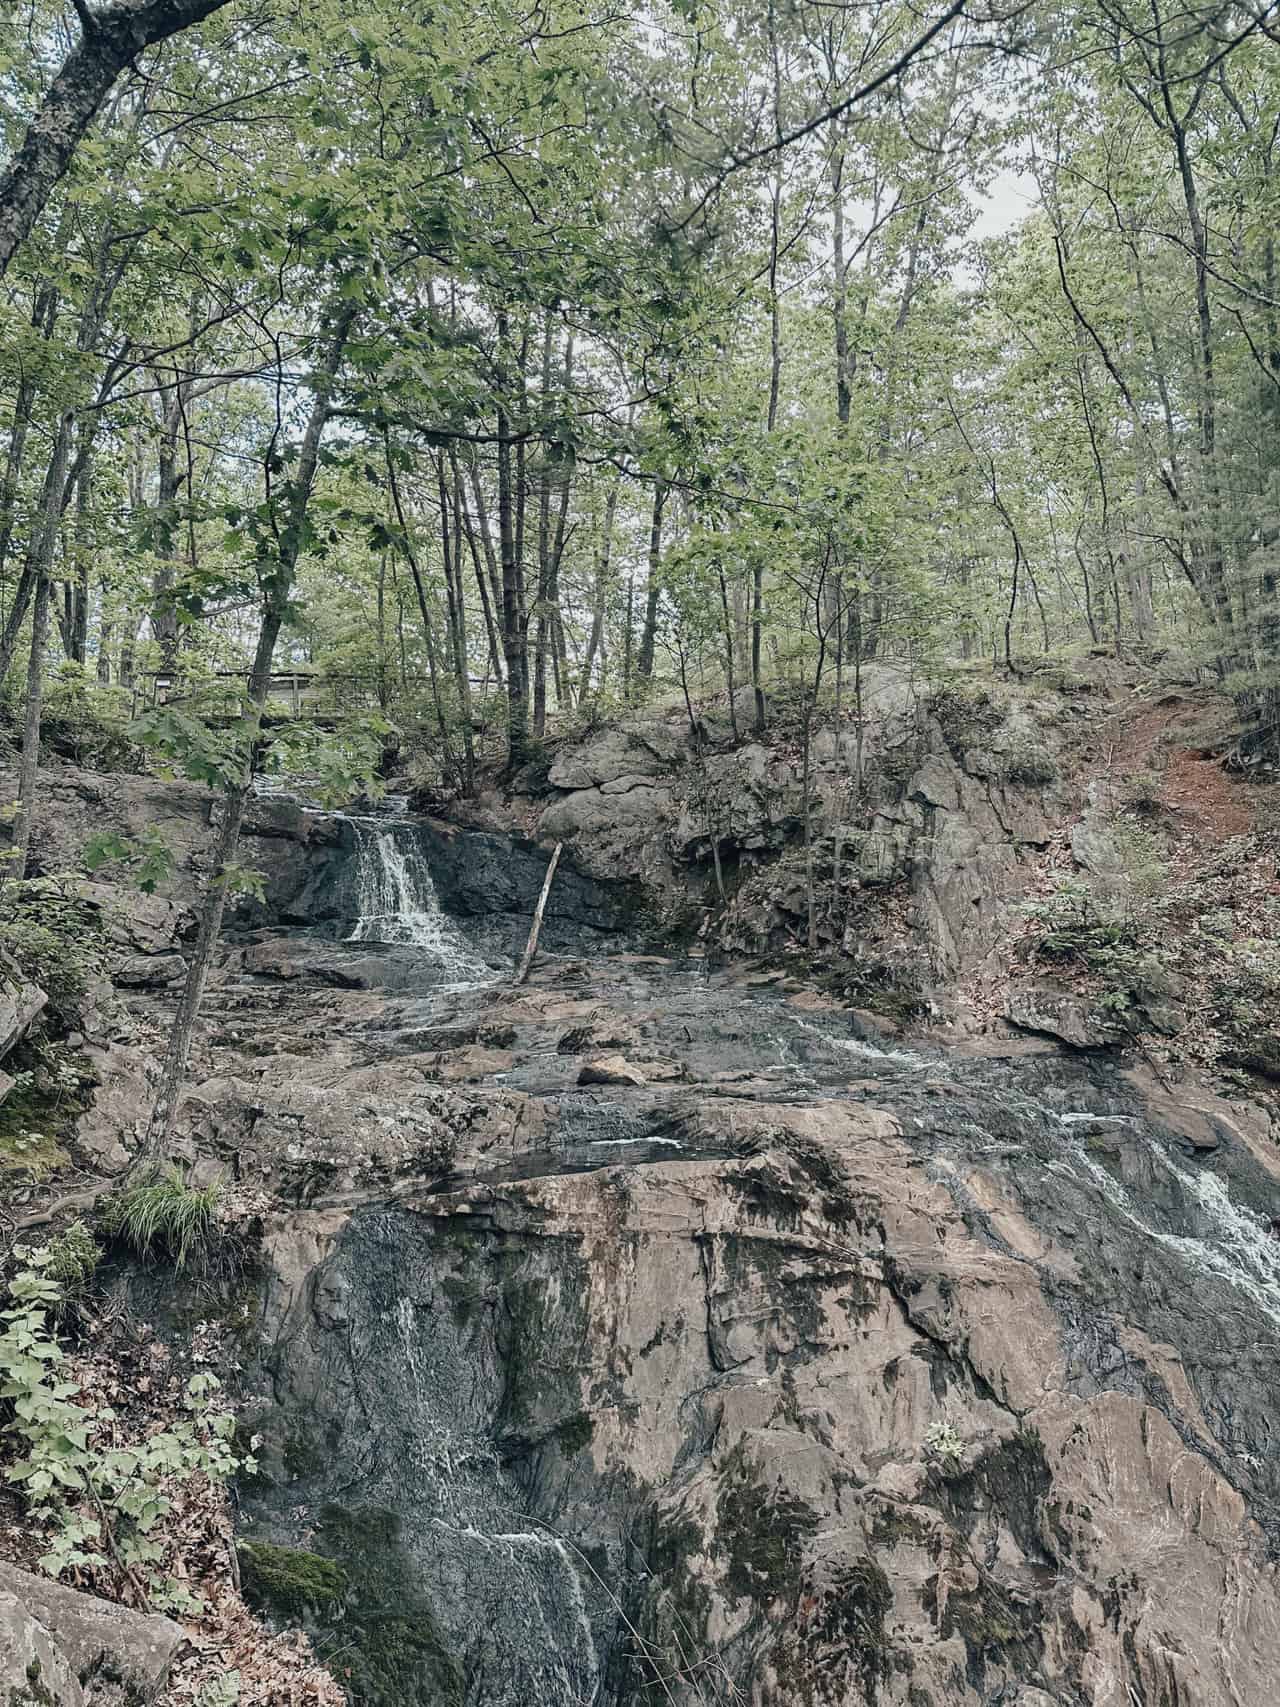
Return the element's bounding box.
[112,953,187,990]
[0,948,45,1061]
[537,784,675,886]
[0,760,348,939]
[415,819,633,946]
[546,722,681,791]
[0,1564,183,1704]
[1005,984,1114,1048]
[577,1053,647,1086]
[0,1588,82,1707]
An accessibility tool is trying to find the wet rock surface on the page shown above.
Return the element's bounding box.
[133,883,1280,1705]
[20,757,1280,1704]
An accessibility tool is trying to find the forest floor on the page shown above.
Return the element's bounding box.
[971,679,1280,1087]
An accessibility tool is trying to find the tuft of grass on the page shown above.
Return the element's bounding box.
[99,1169,222,1269]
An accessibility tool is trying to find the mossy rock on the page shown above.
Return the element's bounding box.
[717,1450,818,1605]
[314,1505,464,1707]
[555,1410,595,1455]
[9,1657,60,1707]
[238,1540,350,1621]
[1222,1034,1280,1081]
[0,1044,91,1179]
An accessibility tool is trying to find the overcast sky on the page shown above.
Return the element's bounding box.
[970,165,1040,240]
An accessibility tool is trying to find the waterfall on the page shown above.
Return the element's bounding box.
[1071,1131,1280,1329]
[344,819,489,982]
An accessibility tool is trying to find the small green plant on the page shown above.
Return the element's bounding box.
[44,1221,100,1299]
[265,715,390,809]
[197,1674,242,1707]
[99,1170,222,1270]
[0,1247,247,1610]
[925,1420,964,1465]
[1023,880,1141,972]
[1002,740,1058,786]
[1119,768,1163,813]
[40,667,137,770]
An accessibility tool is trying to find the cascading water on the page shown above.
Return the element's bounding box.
[1072,1132,1280,1328]
[343,817,491,984]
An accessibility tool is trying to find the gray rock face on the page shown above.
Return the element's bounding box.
[1005,984,1114,1048]
[412,818,635,951]
[576,1053,647,1085]
[538,782,674,885]
[0,947,45,1064]
[0,1564,182,1704]
[112,952,187,989]
[0,1589,82,1706]
[547,722,681,791]
[207,951,1280,1707]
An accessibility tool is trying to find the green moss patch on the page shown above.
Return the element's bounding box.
[718,1450,819,1605]
[0,1043,92,1179]
[315,1504,464,1707]
[238,1541,350,1621]
[555,1410,595,1455]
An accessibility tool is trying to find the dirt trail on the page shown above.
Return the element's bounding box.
[1104,691,1256,843]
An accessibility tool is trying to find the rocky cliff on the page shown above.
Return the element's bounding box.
[4,664,1280,1706]
[174,949,1278,1707]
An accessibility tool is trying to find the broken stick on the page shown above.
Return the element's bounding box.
[514,841,563,985]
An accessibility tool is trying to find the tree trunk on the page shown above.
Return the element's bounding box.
[533,318,555,735]
[635,478,665,683]
[453,450,503,688]
[438,455,475,794]
[578,473,620,700]
[0,0,234,278]
[0,284,59,612]
[10,569,52,885]
[497,311,529,767]
[7,414,72,881]
[467,464,505,650]
[386,446,455,778]
[513,843,562,985]
[150,379,188,671]
[139,305,352,1165]
[718,566,739,742]
[67,426,93,664]
[0,413,77,684]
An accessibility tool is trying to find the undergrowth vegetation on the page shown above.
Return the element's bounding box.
[0,877,105,1031]
[1020,796,1280,1075]
[0,1242,246,1612]
[100,1171,224,1271]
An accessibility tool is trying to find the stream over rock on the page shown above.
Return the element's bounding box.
[139,811,1280,1705]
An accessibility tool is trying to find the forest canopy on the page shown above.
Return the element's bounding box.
[2,0,1280,798]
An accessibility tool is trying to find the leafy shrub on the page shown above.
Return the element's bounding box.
[930,685,1001,757]
[1119,768,1164,813]
[1212,938,1280,1037]
[83,825,175,894]
[44,1221,101,1298]
[0,1043,92,1179]
[99,1171,222,1270]
[0,1247,246,1609]
[264,715,389,809]
[0,879,105,1030]
[1023,880,1141,975]
[1002,741,1058,786]
[40,667,138,770]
